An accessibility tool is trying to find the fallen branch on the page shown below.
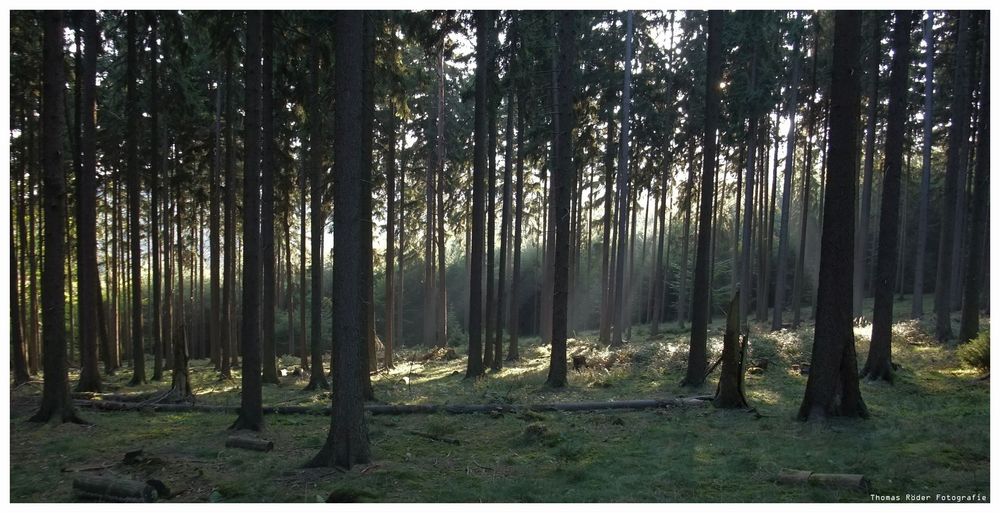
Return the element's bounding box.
[404,430,460,445]
[75,397,707,416]
[72,475,159,503]
[777,469,870,491]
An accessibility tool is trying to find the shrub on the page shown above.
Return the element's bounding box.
[958,330,989,372]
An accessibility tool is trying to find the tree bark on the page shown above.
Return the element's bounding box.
[309,11,372,469]
[231,11,264,432]
[798,11,868,422]
[304,34,329,391]
[610,11,634,348]
[853,15,882,319]
[911,12,935,320]
[125,12,146,387]
[863,11,914,383]
[31,11,86,424]
[773,31,801,331]
[683,11,723,386]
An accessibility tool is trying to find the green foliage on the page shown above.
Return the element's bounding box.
[957,330,989,372]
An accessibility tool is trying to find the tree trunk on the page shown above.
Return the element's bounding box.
[466,11,491,380]
[798,11,868,421]
[123,12,146,387]
[384,108,397,369]
[611,11,634,348]
[853,14,882,319]
[773,31,801,331]
[933,11,972,342]
[547,10,577,388]
[506,79,526,361]
[31,11,86,424]
[169,156,193,401]
[912,12,935,319]
[304,35,329,391]
[683,11,723,386]
[261,12,279,385]
[221,47,235,379]
[309,11,372,469]
[231,11,264,431]
[863,11,914,383]
[598,93,616,344]
[714,292,748,409]
[958,17,989,344]
[75,10,102,393]
[495,87,514,369]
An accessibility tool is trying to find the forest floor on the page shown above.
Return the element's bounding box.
[9,301,990,502]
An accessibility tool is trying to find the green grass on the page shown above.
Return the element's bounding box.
[9,302,990,502]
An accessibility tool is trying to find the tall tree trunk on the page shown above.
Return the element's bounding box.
[611,11,634,348]
[853,14,882,319]
[125,12,146,386]
[221,47,235,379]
[384,108,398,369]
[304,35,329,390]
[911,11,935,319]
[485,64,498,370]
[547,10,577,388]
[148,13,163,382]
[792,17,821,328]
[261,12,279,385]
[934,11,972,342]
[506,80,526,361]
[598,93,616,343]
[231,11,264,432]
[678,139,694,327]
[773,31,801,331]
[495,87,514,369]
[862,11,914,383]
[299,134,309,368]
[423,51,439,349]
[360,13,376,399]
[169,155,193,401]
[958,17,989,344]
[683,11,723,386]
[798,11,868,421]
[466,11,492,380]
[309,11,372,469]
[210,60,222,371]
[75,10,102,393]
[31,11,85,424]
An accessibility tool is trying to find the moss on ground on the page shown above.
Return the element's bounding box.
[9,304,990,502]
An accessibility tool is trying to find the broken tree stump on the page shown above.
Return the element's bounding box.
[777,469,870,491]
[225,435,274,452]
[72,475,158,502]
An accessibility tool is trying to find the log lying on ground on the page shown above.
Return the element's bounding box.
[72,475,158,503]
[777,469,870,491]
[75,397,708,416]
[225,435,274,452]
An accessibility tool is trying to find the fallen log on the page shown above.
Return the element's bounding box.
[72,475,158,503]
[404,430,460,445]
[225,435,274,452]
[75,397,707,416]
[777,469,870,491]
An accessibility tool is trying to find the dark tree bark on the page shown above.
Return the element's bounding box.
[423,50,439,349]
[123,12,146,386]
[221,47,235,379]
[31,11,86,424]
[485,49,498,370]
[546,10,577,388]
[384,107,398,369]
[958,17,989,344]
[678,139,694,327]
[210,60,222,371]
[683,11,723,387]
[304,34,329,391]
[308,11,371,469]
[261,12,279,385]
[598,92,616,344]
[360,13,376,400]
[714,292,747,409]
[610,11,634,348]
[494,85,514,369]
[863,11,914,383]
[792,17,821,328]
[934,11,972,342]
[466,11,491,380]
[169,161,193,401]
[912,11,935,319]
[853,15,882,319]
[299,132,309,369]
[231,11,264,432]
[12,204,30,386]
[773,32,802,331]
[798,11,868,422]
[506,77,526,362]
[148,13,163,382]
[74,10,102,393]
